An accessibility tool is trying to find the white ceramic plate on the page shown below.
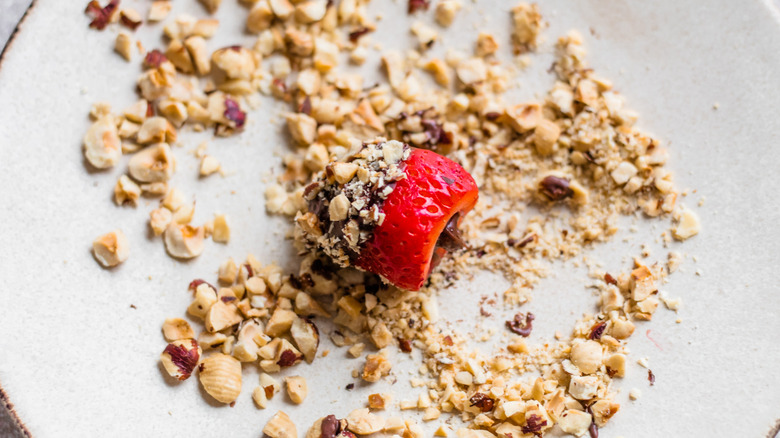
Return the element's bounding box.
[1,0,779,436]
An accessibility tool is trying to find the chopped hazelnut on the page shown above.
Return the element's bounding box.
[160,339,201,380]
[200,155,221,177]
[346,408,386,434]
[164,223,204,259]
[93,230,129,268]
[212,214,230,243]
[114,32,133,61]
[114,175,141,206]
[558,409,592,437]
[263,411,297,438]
[162,318,194,341]
[434,0,460,27]
[84,118,121,169]
[199,353,242,403]
[285,375,307,404]
[362,353,391,382]
[673,208,700,240]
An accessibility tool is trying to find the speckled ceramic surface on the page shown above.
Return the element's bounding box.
[1,1,779,437]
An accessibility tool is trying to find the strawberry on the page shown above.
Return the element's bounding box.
[355,148,478,290]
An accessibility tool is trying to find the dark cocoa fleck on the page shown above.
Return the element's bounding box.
[648,369,655,386]
[540,175,573,201]
[485,111,501,121]
[345,383,354,390]
[220,296,236,303]
[398,338,412,353]
[506,312,535,337]
[604,273,617,285]
[437,213,467,252]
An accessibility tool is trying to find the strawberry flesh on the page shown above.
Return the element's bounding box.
[356,148,478,290]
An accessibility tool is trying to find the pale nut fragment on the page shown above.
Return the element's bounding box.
[200,155,221,177]
[369,321,393,349]
[188,283,218,319]
[286,113,318,145]
[411,21,438,51]
[205,300,243,332]
[212,214,230,243]
[148,0,172,21]
[610,161,638,185]
[247,1,274,33]
[382,140,406,164]
[84,117,121,169]
[590,399,620,427]
[475,32,498,57]
[434,0,461,27]
[160,339,201,381]
[198,0,222,14]
[557,409,592,437]
[269,0,294,19]
[331,162,359,184]
[166,39,195,74]
[199,353,241,403]
[124,100,149,124]
[346,408,386,434]
[158,99,189,127]
[149,207,173,236]
[212,46,256,80]
[285,376,307,404]
[137,117,177,145]
[610,319,635,340]
[162,318,195,341]
[630,265,656,301]
[252,385,270,409]
[314,37,339,72]
[604,353,626,377]
[265,308,297,337]
[569,340,602,375]
[329,193,350,221]
[129,143,176,184]
[93,230,129,268]
[673,208,700,240]
[184,36,211,75]
[290,316,319,363]
[568,375,599,400]
[362,353,391,382]
[456,58,487,85]
[533,119,560,155]
[164,223,205,259]
[294,0,327,23]
[263,411,297,438]
[114,32,133,61]
[505,103,541,133]
[423,58,451,87]
[114,175,141,206]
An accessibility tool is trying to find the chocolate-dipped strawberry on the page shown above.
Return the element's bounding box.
[296,139,478,291]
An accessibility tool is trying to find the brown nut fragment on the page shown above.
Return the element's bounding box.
[539,175,573,201]
[275,339,303,367]
[506,312,534,337]
[198,0,222,14]
[263,411,297,438]
[128,143,175,183]
[362,353,391,382]
[285,375,308,404]
[160,339,201,381]
[198,353,241,403]
[346,408,385,434]
[290,317,319,363]
[368,393,390,410]
[162,318,194,341]
[164,223,205,259]
[84,117,121,169]
[212,46,256,80]
[475,32,498,57]
[93,230,129,268]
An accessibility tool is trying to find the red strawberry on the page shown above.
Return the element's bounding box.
[356,148,478,290]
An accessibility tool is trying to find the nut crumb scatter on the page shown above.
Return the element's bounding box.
[79,0,701,435]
